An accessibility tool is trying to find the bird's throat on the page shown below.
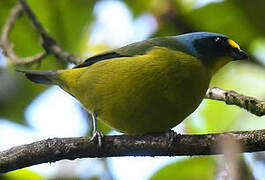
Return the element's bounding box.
[208,57,232,75]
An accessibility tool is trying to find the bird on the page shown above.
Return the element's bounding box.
[18,32,248,145]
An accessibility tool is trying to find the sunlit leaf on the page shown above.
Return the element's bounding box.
[3,169,46,180]
[150,157,216,180]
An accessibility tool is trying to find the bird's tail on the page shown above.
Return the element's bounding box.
[17,69,58,85]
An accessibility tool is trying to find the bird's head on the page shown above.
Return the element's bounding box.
[176,32,248,74]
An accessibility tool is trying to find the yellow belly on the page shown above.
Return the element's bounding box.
[58,47,211,134]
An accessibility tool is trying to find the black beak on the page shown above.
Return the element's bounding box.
[233,49,248,60]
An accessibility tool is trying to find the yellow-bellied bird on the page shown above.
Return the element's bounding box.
[18,32,248,145]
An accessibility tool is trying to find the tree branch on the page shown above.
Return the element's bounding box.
[0,1,82,65]
[1,129,265,173]
[205,87,265,117]
[0,3,47,65]
[18,0,82,65]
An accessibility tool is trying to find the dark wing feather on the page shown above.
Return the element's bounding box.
[74,52,129,68]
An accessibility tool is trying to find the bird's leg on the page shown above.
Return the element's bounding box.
[89,114,104,147]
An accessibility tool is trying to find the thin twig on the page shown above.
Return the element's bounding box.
[218,135,241,180]
[18,0,82,64]
[0,3,47,65]
[1,129,265,173]
[205,87,265,116]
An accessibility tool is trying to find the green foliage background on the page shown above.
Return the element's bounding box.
[0,0,265,179]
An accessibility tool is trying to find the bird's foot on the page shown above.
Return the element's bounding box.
[89,130,104,147]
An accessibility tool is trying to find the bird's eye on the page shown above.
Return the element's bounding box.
[215,37,220,42]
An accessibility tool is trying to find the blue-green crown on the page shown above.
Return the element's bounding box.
[174,32,227,58]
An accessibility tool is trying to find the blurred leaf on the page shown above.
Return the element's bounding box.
[123,0,152,17]
[150,157,216,180]
[183,1,259,48]
[3,169,46,180]
[0,0,97,124]
[185,100,240,134]
[9,10,44,58]
[97,119,112,135]
[234,0,265,36]
[151,0,193,36]
[0,69,47,124]
[186,61,265,133]
[200,100,240,132]
[0,0,17,31]
[27,0,96,55]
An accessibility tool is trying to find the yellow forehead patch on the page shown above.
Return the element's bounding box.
[227,39,240,50]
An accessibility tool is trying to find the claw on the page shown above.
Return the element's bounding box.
[90,130,104,147]
[89,113,104,147]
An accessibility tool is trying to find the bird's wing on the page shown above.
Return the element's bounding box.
[74,37,186,68]
[74,51,128,68]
